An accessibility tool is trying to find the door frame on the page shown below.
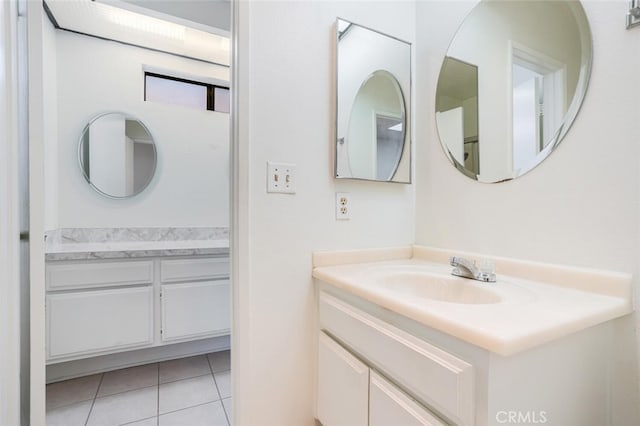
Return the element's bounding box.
[1,0,23,424]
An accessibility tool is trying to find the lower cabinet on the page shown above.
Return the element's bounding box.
[317,331,447,426]
[47,287,153,359]
[161,280,231,342]
[45,255,229,363]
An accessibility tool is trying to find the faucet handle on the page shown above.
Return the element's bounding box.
[477,259,496,282]
[478,259,495,274]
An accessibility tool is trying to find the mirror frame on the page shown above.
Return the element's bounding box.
[334,17,412,184]
[78,111,158,199]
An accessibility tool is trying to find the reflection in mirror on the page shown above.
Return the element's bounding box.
[435,0,592,183]
[436,57,479,177]
[79,112,157,198]
[348,70,406,181]
[336,18,411,183]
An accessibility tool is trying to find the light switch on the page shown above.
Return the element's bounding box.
[267,162,296,194]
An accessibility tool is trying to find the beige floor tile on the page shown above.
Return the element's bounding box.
[207,350,231,373]
[159,401,228,426]
[222,397,232,424]
[159,355,211,384]
[98,363,158,397]
[46,400,92,426]
[121,416,158,426]
[86,386,157,426]
[214,370,231,399]
[46,374,102,410]
[159,374,219,415]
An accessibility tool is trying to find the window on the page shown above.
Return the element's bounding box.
[144,72,229,113]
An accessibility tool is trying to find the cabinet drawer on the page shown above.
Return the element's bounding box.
[161,280,230,342]
[370,370,447,426]
[46,287,154,360]
[160,257,229,282]
[46,261,153,291]
[320,292,474,426]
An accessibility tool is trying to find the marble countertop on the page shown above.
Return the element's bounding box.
[313,245,633,356]
[45,227,229,261]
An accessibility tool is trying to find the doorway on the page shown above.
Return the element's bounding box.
[23,1,235,424]
[510,42,566,172]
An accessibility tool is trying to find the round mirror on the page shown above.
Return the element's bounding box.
[435,0,592,183]
[78,112,157,198]
[347,70,407,181]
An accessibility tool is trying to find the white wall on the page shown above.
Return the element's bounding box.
[235,1,415,424]
[47,30,230,229]
[415,0,640,422]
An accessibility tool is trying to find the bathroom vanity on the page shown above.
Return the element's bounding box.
[313,246,633,426]
[44,228,230,381]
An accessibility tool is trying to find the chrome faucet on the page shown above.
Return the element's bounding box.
[450,256,496,283]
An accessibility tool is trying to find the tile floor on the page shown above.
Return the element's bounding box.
[46,351,232,426]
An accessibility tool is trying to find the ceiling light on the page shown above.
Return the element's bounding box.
[103,5,185,42]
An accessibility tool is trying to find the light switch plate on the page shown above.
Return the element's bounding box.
[267,162,296,194]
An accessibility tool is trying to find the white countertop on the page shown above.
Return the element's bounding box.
[312,246,633,356]
[44,227,230,260]
[45,239,230,254]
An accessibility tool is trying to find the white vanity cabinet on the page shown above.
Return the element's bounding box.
[313,246,634,425]
[45,255,229,363]
[317,286,618,426]
[317,291,470,426]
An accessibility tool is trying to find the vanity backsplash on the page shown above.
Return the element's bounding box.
[45,227,229,261]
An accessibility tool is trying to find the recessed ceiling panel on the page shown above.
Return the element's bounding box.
[45,0,230,66]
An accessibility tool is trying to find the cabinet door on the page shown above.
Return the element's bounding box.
[161,280,230,342]
[317,332,368,426]
[370,370,447,426]
[47,287,154,361]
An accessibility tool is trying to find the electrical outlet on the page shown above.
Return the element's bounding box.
[335,192,351,220]
[267,162,296,194]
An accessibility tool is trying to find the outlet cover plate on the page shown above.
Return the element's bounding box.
[335,192,351,220]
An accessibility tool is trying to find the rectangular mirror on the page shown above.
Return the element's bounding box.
[335,18,412,183]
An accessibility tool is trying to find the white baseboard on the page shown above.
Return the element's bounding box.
[46,335,230,383]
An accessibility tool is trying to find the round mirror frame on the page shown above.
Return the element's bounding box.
[78,112,158,199]
[435,0,593,183]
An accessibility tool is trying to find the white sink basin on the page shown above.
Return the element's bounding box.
[373,271,502,304]
[360,264,535,305]
[374,272,501,304]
